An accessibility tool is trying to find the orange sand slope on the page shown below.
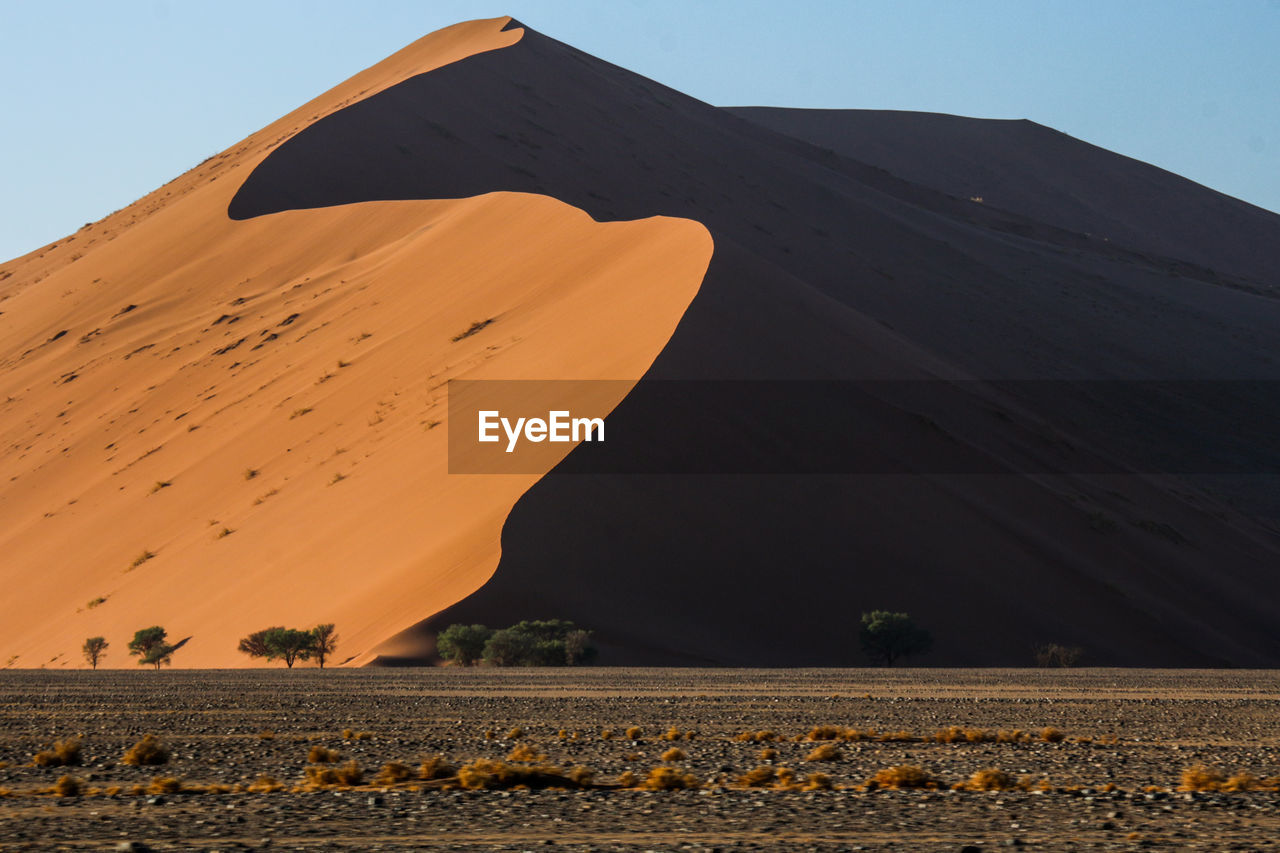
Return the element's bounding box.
[0,18,711,668]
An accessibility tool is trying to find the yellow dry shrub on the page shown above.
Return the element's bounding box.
[625,726,643,740]
[879,730,917,743]
[871,765,940,790]
[505,726,525,740]
[661,747,687,762]
[806,744,842,762]
[1040,727,1065,743]
[374,762,413,786]
[54,775,84,797]
[739,766,778,787]
[122,735,169,766]
[456,758,589,790]
[660,727,683,741]
[419,755,456,781]
[757,747,779,761]
[306,760,363,788]
[247,775,283,793]
[617,770,639,787]
[961,768,1018,791]
[803,772,834,791]
[147,776,183,794]
[34,738,82,768]
[996,730,1028,743]
[641,766,700,790]
[734,730,778,743]
[307,746,341,764]
[600,729,615,740]
[507,743,546,763]
[568,765,595,785]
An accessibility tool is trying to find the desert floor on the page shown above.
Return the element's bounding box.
[2,668,1279,851]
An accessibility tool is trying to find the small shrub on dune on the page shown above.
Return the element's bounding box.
[507,743,546,763]
[34,738,82,767]
[308,746,341,763]
[247,775,283,793]
[341,729,372,741]
[996,729,1029,743]
[616,770,639,788]
[600,728,615,740]
[758,747,779,761]
[374,762,413,786]
[805,743,842,762]
[1040,727,1066,743]
[624,726,643,740]
[960,768,1018,791]
[869,765,941,790]
[805,726,844,741]
[419,755,456,781]
[504,726,525,740]
[146,776,183,795]
[660,747,687,762]
[305,765,341,787]
[641,766,700,790]
[659,727,684,741]
[54,775,84,797]
[122,735,169,766]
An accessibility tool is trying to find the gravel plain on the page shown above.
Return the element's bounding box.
[2,668,1279,851]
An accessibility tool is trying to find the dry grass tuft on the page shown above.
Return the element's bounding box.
[307,746,341,764]
[660,747,687,762]
[374,762,413,786]
[1040,727,1066,743]
[567,765,596,786]
[341,729,372,741]
[419,755,456,781]
[257,730,276,741]
[122,735,169,766]
[659,727,684,741]
[734,730,778,743]
[507,743,546,763]
[740,765,779,788]
[504,726,525,740]
[805,743,842,762]
[146,776,183,794]
[870,765,941,790]
[641,766,700,790]
[247,775,283,793]
[456,759,592,790]
[803,772,834,791]
[305,760,363,788]
[1179,766,1280,793]
[600,729,615,740]
[625,726,643,740]
[616,770,639,788]
[34,738,82,767]
[757,747,779,761]
[54,775,84,797]
[960,768,1019,791]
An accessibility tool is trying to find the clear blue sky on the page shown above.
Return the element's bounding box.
[3,1,1278,262]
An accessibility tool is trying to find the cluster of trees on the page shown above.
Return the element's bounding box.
[81,627,178,669]
[436,619,596,667]
[238,624,338,668]
[858,611,933,666]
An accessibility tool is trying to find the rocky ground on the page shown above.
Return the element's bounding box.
[1,668,1279,851]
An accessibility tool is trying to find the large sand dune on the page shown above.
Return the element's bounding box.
[0,18,710,668]
[3,17,1279,668]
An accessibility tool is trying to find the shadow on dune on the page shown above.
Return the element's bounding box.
[230,22,1280,666]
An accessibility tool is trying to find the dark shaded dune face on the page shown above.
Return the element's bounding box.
[232,26,1280,666]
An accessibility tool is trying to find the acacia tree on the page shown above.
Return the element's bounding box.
[264,627,313,668]
[237,628,280,661]
[129,626,175,669]
[310,624,338,669]
[858,611,933,666]
[436,624,493,666]
[82,637,108,669]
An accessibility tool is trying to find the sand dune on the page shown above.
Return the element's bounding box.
[0,18,710,668]
[3,17,1279,668]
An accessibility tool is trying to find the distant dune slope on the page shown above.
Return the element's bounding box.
[728,107,1280,287]
[4,18,1280,668]
[0,18,710,668]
